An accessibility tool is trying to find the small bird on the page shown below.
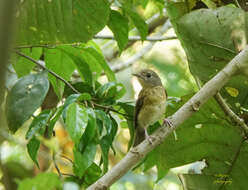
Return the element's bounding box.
[133,69,167,146]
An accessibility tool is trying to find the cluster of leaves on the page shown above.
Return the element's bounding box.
[8,41,133,186]
[6,0,158,188]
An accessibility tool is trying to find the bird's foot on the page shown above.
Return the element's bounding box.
[163,118,173,128]
[145,129,153,144]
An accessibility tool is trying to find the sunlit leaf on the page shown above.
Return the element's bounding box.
[125,9,148,40]
[25,110,52,140]
[27,137,40,167]
[66,103,88,144]
[14,48,42,77]
[44,48,76,99]
[73,142,97,178]
[78,108,97,153]
[17,0,110,45]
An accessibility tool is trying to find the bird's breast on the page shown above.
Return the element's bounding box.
[137,86,166,128]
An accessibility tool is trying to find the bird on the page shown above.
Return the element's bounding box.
[132,69,168,146]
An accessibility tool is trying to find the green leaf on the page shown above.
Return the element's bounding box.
[46,106,64,138]
[107,10,129,52]
[84,163,102,185]
[14,48,42,77]
[25,110,52,140]
[166,4,248,111]
[117,102,134,149]
[64,82,94,98]
[62,94,80,121]
[44,48,75,99]
[179,174,221,190]
[6,71,49,133]
[95,110,117,173]
[17,0,110,45]
[27,137,40,167]
[96,82,126,102]
[17,172,61,190]
[73,142,97,178]
[66,103,88,144]
[125,9,148,40]
[83,47,116,82]
[77,93,92,101]
[59,46,93,85]
[78,108,97,153]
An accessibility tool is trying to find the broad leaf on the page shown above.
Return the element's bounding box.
[62,94,80,121]
[78,108,97,153]
[95,110,117,173]
[107,10,129,52]
[27,137,40,167]
[73,142,97,178]
[83,47,116,82]
[166,4,248,112]
[25,110,52,140]
[66,103,88,144]
[17,0,110,45]
[6,71,49,132]
[14,48,42,77]
[84,163,102,186]
[46,106,64,138]
[96,82,126,104]
[59,46,93,85]
[44,48,75,99]
[125,9,148,40]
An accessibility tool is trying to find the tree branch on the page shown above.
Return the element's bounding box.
[15,51,80,94]
[87,47,248,190]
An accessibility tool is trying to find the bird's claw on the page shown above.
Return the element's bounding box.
[163,118,173,128]
[145,129,153,144]
[147,136,153,144]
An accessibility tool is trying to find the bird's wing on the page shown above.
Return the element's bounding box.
[134,90,146,129]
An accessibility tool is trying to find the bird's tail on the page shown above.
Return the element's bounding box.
[133,127,145,147]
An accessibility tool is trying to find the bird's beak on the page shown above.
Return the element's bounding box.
[132,73,142,78]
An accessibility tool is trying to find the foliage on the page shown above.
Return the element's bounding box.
[2,0,248,189]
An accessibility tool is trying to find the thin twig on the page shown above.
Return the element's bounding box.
[53,152,62,178]
[90,102,133,119]
[14,36,176,49]
[60,154,73,164]
[215,93,248,134]
[15,51,80,94]
[61,173,76,177]
[94,35,177,42]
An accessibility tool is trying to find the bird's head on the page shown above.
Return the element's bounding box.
[133,69,162,88]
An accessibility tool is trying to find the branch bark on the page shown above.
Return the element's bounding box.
[87,47,248,190]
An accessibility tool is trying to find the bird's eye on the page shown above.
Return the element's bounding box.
[146,73,151,78]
